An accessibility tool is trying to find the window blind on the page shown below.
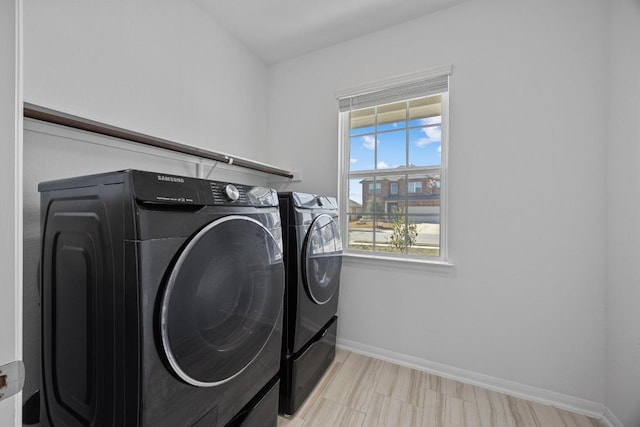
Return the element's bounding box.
[338,73,449,112]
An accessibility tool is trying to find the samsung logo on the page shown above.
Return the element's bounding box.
[157,175,185,183]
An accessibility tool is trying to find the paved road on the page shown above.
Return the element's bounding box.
[348,224,439,246]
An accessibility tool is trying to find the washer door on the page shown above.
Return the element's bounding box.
[160,215,284,387]
[302,214,342,305]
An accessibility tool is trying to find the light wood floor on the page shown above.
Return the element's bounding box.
[277,348,602,427]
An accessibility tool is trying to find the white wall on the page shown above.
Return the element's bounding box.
[0,0,21,425]
[268,0,608,407]
[24,0,269,162]
[605,0,640,425]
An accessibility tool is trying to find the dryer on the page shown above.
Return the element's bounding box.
[39,170,285,426]
[277,192,342,415]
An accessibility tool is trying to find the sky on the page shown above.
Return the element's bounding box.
[348,116,441,204]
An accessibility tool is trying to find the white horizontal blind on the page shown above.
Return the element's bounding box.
[338,73,449,112]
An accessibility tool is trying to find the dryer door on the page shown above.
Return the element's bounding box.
[160,215,284,387]
[302,214,342,305]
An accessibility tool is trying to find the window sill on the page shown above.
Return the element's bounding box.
[342,251,454,268]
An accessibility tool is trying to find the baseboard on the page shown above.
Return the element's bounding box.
[336,338,604,420]
[601,407,624,427]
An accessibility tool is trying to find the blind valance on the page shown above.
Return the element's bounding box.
[337,66,451,112]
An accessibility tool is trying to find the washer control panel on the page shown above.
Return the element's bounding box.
[131,170,277,207]
[209,182,247,204]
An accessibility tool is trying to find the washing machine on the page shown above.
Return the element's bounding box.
[39,169,285,426]
[277,192,342,415]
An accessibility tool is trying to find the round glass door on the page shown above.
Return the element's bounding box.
[160,215,284,387]
[302,214,342,305]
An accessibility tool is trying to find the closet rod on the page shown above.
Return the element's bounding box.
[23,103,294,179]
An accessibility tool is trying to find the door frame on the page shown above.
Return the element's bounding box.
[1,0,22,426]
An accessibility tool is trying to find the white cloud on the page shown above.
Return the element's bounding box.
[362,135,377,150]
[415,137,432,148]
[350,158,358,164]
[377,161,389,169]
[422,125,441,140]
[414,124,441,147]
[419,117,441,126]
[438,146,441,153]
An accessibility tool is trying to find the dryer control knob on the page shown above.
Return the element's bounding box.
[224,184,240,202]
[316,197,323,206]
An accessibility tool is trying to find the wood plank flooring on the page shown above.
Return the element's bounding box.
[277,349,602,427]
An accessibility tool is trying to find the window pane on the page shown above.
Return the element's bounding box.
[347,214,373,252]
[409,125,441,167]
[351,107,375,136]
[347,176,385,252]
[408,95,442,126]
[348,179,363,214]
[358,177,385,215]
[384,177,407,213]
[408,96,442,167]
[350,176,384,253]
[348,213,419,255]
[377,130,406,169]
[377,101,407,132]
[373,214,403,254]
[407,215,440,257]
[372,215,393,254]
[350,134,376,171]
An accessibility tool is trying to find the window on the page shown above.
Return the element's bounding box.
[368,182,381,194]
[408,181,422,193]
[390,183,398,195]
[338,67,450,261]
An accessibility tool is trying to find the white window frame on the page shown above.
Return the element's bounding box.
[337,66,451,264]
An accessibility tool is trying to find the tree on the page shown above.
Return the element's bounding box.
[388,207,418,252]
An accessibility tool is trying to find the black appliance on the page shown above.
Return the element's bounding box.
[277,192,342,415]
[39,170,285,426]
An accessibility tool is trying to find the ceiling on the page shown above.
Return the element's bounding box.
[194,0,469,64]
